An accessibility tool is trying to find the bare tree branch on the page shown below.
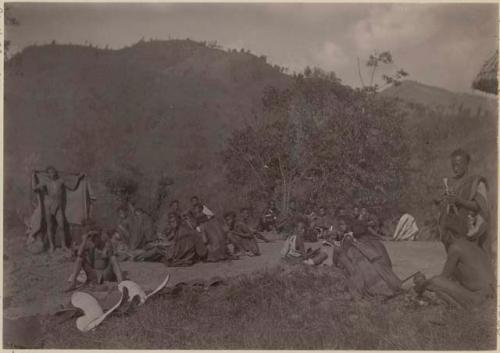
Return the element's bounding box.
[357,57,366,88]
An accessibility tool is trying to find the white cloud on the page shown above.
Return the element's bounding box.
[352,5,435,53]
[315,41,350,69]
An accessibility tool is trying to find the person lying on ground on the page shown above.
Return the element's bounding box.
[65,229,123,292]
[223,211,261,257]
[134,212,207,266]
[413,228,494,309]
[32,166,85,253]
[240,207,271,242]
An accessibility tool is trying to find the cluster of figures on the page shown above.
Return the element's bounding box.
[26,148,496,309]
[64,198,280,292]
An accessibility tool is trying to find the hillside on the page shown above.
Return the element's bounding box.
[4,41,497,229]
[4,40,291,225]
[381,80,497,116]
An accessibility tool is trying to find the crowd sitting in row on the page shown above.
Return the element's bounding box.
[258,199,386,242]
[64,195,392,293]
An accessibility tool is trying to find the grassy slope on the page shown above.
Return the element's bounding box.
[39,266,496,350]
[382,80,497,224]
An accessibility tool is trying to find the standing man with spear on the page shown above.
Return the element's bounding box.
[32,166,85,253]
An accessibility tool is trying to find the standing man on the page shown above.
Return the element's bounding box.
[439,149,491,256]
[32,166,85,252]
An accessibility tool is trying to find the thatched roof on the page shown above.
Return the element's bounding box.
[472,50,498,95]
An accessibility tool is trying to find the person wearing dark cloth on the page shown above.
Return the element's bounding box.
[156,199,182,235]
[357,207,385,239]
[65,229,123,292]
[192,203,231,262]
[352,206,360,220]
[258,200,280,232]
[223,211,261,257]
[358,207,369,221]
[134,212,207,266]
[336,206,348,217]
[276,199,300,235]
[240,207,271,242]
[116,206,132,245]
[302,203,319,241]
[314,205,334,239]
[331,217,401,298]
[129,207,155,250]
[188,196,215,219]
[169,199,182,216]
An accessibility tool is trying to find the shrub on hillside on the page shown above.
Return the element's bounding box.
[222,76,409,215]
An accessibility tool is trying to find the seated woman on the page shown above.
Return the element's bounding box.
[134,212,207,267]
[65,228,124,292]
[223,211,261,257]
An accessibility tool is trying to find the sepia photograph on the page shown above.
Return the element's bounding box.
[2,2,498,349]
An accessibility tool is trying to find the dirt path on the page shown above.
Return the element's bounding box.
[3,231,446,319]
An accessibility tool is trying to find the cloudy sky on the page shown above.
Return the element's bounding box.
[6,3,498,92]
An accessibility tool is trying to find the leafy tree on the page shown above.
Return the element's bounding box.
[222,75,408,214]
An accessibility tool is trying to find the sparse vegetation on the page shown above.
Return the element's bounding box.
[39,266,496,349]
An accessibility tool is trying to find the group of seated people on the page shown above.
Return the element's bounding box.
[113,196,274,263]
[64,189,495,310]
[258,199,385,242]
[65,195,278,291]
